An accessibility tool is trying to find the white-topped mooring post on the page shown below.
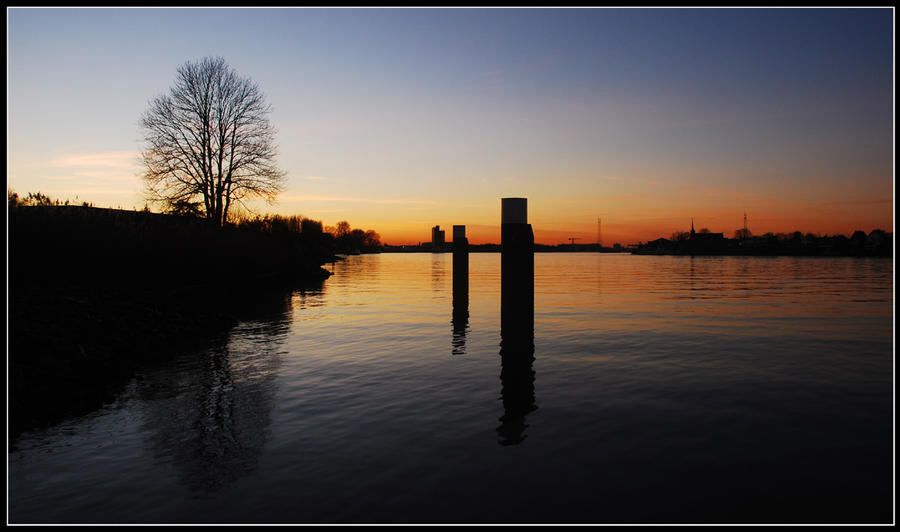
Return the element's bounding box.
[500,197,534,351]
[453,225,467,243]
[501,198,528,225]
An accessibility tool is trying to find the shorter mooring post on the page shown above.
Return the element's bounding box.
[452,225,469,281]
[452,225,469,354]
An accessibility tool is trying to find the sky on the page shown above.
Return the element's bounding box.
[7,7,894,245]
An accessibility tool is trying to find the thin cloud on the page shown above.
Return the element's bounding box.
[49,151,140,169]
[548,194,650,204]
[821,199,893,206]
[38,187,135,196]
[280,194,438,206]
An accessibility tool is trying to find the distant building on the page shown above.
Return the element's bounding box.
[648,237,671,252]
[431,225,445,249]
[689,218,725,252]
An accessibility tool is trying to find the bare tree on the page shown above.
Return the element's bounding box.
[140,56,286,225]
[333,221,351,238]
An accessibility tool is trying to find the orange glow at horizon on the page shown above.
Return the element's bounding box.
[14,188,888,248]
[271,168,893,247]
[312,204,894,248]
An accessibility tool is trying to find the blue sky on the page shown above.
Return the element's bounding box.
[7,7,894,244]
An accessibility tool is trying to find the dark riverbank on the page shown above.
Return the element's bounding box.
[632,229,892,257]
[9,205,335,441]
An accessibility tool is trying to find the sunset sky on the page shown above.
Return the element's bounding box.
[7,7,894,245]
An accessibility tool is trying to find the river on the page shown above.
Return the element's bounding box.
[8,253,894,524]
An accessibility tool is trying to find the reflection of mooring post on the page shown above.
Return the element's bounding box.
[452,225,469,354]
[501,198,534,348]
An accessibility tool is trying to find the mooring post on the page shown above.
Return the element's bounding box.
[500,198,534,347]
[452,224,469,284]
[452,225,469,354]
[498,197,536,445]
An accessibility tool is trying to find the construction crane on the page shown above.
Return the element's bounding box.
[568,237,579,245]
[597,217,602,247]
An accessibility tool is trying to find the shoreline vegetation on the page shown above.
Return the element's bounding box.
[628,228,892,257]
[8,190,376,441]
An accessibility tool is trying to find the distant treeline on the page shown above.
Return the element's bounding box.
[233,215,382,254]
[9,190,96,208]
[633,229,892,257]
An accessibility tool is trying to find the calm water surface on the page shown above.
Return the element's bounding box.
[9,254,894,523]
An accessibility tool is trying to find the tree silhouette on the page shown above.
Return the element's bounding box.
[334,221,351,238]
[140,56,286,226]
[734,228,752,239]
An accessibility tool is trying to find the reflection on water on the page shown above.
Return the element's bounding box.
[293,284,327,310]
[431,253,448,293]
[496,293,536,446]
[136,290,294,493]
[690,255,695,298]
[451,255,469,356]
[451,287,469,356]
[9,254,893,524]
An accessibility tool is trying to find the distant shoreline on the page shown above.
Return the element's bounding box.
[380,244,627,253]
[375,248,891,257]
[380,229,892,258]
[378,249,629,253]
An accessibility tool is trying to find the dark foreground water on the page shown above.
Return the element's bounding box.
[8,253,894,524]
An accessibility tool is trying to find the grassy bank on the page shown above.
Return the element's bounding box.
[8,204,336,439]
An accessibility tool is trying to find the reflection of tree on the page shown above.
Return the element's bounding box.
[331,252,380,284]
[293,284,326,310]
[136,289,297,493]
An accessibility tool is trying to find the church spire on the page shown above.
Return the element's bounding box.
[691,217,695,237]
